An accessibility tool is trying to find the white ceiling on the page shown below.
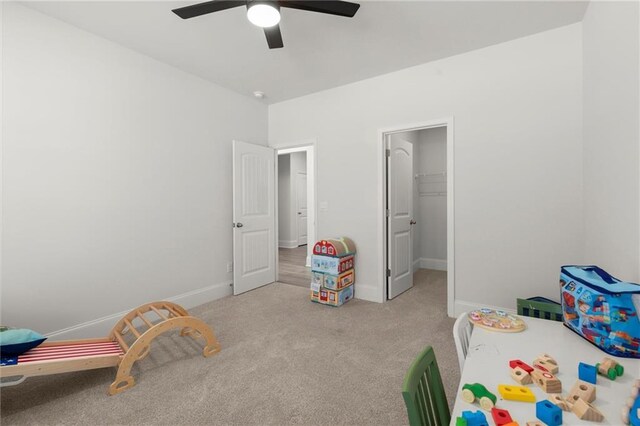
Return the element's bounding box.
[25,1,589,103]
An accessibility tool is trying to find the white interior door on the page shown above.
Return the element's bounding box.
[233,140,276,295]
[387,136,414,299]
[296,172,307,245]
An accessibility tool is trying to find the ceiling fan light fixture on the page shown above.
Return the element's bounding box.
[247,2,281,28]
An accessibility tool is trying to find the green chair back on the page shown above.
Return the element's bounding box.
[517,297,563,322]
[402,346,450,426]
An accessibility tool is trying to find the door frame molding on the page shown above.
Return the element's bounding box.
[377,118,455,317]
[272,139,318,277]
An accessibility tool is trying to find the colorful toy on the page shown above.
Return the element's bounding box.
[0,301,220,395]
[621,379,640,425]
[311,254,354,275]
[567,380,596,404]
[536,400,563,426]
[310,284,353,307]
[461,410,489,426]
[491,407,514,425]
[467,309,526,333]
[579,362,597,384]
[498,384,536,402]
[322,269,355,291]
[511,366,533,385]
[531,367,562,394]
[509,359,534,373]
[595,357,624,380]
[503,423,520,426]
[461,383,497,411]
[548,394,572,412]
[571,398,604,422]
[312,237,356,257]
[560,265,640,358]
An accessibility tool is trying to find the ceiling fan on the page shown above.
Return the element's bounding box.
[172,0,360,49]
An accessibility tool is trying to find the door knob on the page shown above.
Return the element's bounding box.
[236,222,244,228]
[410,220,417,225]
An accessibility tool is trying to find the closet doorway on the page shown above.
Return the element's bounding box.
[277,145,315,288]
[381,119,454,316]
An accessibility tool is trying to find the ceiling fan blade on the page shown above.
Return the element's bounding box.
[279,1,360,18]
[172,1,245,19]
[264,25,284,49]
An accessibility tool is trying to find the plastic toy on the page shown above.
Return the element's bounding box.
[456,416,468,426]
[531,367,562,394]
[511,366,533,385]
[461,410,489,426]
[491,407,513,425]
[572,398,604,422]
[579,362,597,384]
[467,309,526,333]
[461,383,497,411]
[503,423,519,426]
[498,384,536,402]
[596,357,624,380]
[536,400,563,426]
[510,359,534,373]
[621,379,640,425]
[567,380,596,404]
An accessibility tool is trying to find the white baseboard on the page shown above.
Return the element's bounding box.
[45,281,233,340]
[279,240,299,249]
[454,299,515,318]
[354,284,380,303]
[413,257,447,271]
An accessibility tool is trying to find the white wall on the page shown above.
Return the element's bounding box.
[415,127,447,270]
[269,24,584,310]
[277,154,293,247]
[582,1,640,282]
[1,3,268,337]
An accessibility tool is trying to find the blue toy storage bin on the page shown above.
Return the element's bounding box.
[560,265,640,358]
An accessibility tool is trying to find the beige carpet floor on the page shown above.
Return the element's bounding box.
[1,269,459,425]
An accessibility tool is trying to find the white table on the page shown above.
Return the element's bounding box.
[451,316,639,425]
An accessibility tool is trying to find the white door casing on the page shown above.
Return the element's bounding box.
[387,137,414,299]
[296,172,308,245]
[233,140,276,295]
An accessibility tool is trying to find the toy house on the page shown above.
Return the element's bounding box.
[311,237,356,306]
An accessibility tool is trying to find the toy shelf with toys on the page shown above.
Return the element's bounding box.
[310,237,356,307]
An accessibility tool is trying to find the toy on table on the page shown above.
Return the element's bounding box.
[548,394,572,412]
[595,356,624,380]
[458,410,489,426]
[536,400,563,426]
[533,354,558,375]
[498,384,536,403]
[572,398,604,422]
[531,366,562,394]
[461,383,497,411]
[511,366,533,385]
[491,407,514,425]
[468,309,526,333]
[621,379,640,425]
[567,380,596,404]
[526,422,544,426]
[578,362,598,384]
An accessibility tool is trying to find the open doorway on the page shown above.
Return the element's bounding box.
[277,146,315,287]
[381,119,454,316]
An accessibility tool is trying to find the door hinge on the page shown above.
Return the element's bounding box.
[385,209,390,218]
[385,149,390,157]
[386,268,391,277]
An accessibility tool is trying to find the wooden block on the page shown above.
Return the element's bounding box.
[534,358,559,375]
[568,380,596,403]
[510,359,533,373]
[531,368,562,394]
[598,357,616,375]
[498,384,536,403]
[510,366,533,385]
[548,394,572,411]
[538,353,558,365]
[491,407,513,426]
[526,422,544,426]
[572,398,604,422]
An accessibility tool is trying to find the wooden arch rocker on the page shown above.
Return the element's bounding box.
[0,301,221,395]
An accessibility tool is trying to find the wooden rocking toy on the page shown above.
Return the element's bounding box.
[0,301,220,395]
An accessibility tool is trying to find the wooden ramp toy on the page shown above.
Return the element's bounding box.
[0,301,220,395]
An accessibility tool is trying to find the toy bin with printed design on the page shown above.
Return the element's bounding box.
[311,254,354,275]
[560,265,640,358]
[310,284,354,307]
[322,269,355,291]
[311,271,325,287]
[313,237,356,257]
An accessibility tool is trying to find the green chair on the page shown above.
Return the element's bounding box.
[517,297,563,322]
[402,346,451,426]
